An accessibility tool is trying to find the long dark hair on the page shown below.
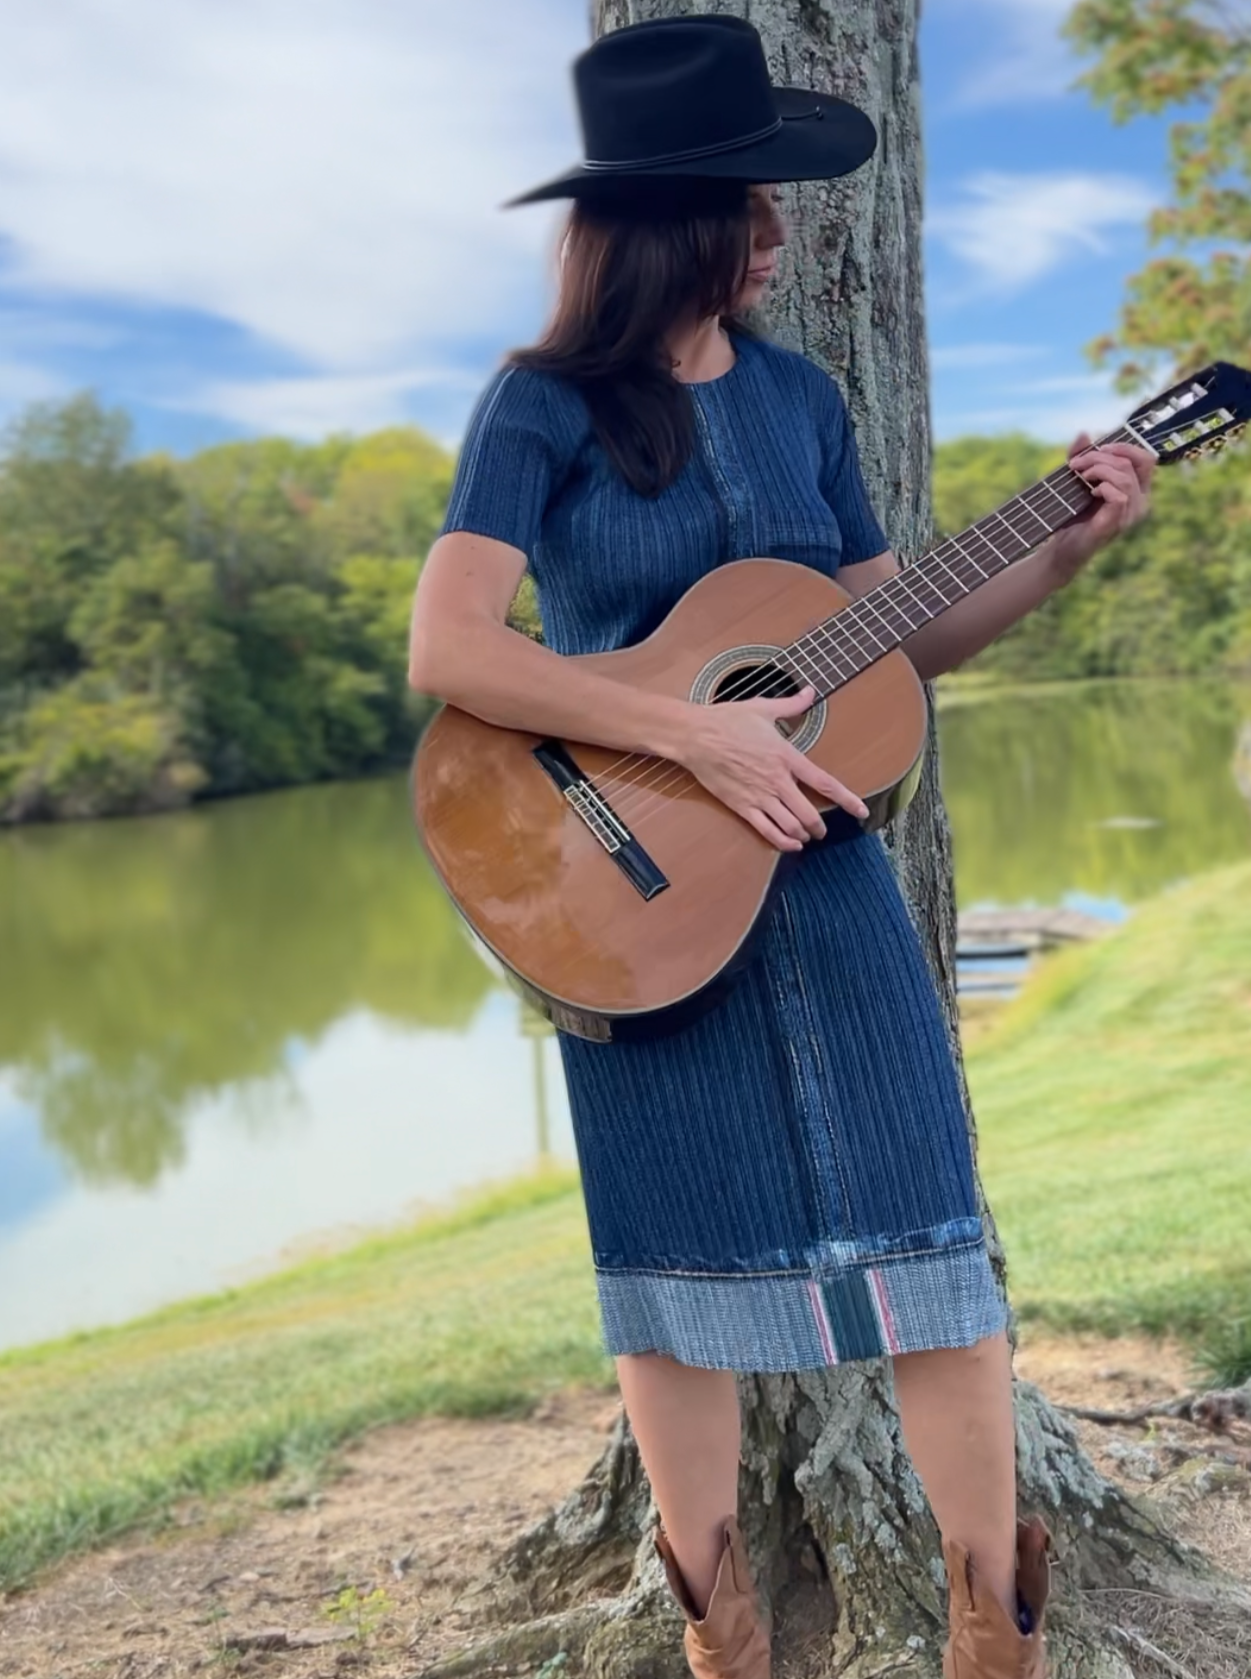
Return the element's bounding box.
[510,180,754,497]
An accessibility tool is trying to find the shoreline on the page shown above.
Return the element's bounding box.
[1,864,1247,1594]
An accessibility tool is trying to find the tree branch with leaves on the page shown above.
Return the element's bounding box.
[1065,0,1251,383]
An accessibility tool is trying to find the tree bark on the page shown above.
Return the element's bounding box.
[418,3,1250,1674]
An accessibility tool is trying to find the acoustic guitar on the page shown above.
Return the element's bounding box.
[414,361,1250,1042]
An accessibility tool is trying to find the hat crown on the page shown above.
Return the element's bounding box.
[572,17,779,170]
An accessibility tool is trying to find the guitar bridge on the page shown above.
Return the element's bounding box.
[533,740,669,901]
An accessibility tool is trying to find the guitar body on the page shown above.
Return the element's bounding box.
[413,558,927,1041]
[412,359,1251,1040]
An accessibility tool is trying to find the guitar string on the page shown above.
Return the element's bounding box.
[596,467,1093,828]
[610,409,1177,830]
[585,452,1104,812]
[589,462,1091,820]
[610,548,1032,829]
[594,401,1181,826]
[607,536,1012,831]
[602,415,1159,811]
[587,460,1102,827]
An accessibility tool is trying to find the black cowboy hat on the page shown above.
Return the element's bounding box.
[506,14,877,207]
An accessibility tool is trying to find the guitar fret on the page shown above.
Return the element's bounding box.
[823,611,878,662]
[787,634,853,688]
[783,642,830,688]
[870,592,922,639]
[1010,493,1055,539]
[900,567,953,614]
[893,569,945,618]
[880,575,925,625]
[860,592,907,640]
[779,441,1118,697]
[815,637,871,685]
[933,540,982,588]
[975,515,1017,563]
[1036,479,1074,517]
[996,497,1046,546]
[846,607,891,653]
[1046,473,1085,515]
[809,622,860,673]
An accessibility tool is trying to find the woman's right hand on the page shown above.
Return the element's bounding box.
[676,688,870,852]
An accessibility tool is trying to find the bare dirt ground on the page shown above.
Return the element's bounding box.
[2,1334,1248,1679]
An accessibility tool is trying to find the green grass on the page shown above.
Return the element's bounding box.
[1,863,1248,1592]
[968,859,1251,1339]
[0,1166,610,1591]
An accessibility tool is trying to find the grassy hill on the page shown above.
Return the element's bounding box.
[968,859,1250,1337]
[1,862,1248,1589]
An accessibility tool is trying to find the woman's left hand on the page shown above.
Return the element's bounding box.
[1046,435,1155,584]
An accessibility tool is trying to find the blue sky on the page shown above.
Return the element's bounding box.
[0,1,1165,453]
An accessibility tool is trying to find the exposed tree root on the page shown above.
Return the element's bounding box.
[411,1376,1249,1679]
[415,1604,607,1678]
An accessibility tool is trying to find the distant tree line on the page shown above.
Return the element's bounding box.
[932,430,1251,682]
[0,393,1246,824]
[0,395,451,822]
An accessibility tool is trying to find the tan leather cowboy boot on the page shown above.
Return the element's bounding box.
[654,1516,772,1679]
[942,1516,1052,1679]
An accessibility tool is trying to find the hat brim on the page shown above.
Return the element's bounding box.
[503,88,877,207]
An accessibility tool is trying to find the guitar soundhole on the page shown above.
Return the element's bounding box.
[711,663,800,734]
[691,644,827,754]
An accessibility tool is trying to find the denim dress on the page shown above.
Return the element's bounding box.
[440,331,1006,1371]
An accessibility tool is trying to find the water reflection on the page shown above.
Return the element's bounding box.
[0,680,1247,1349]
[939,680,1251,906]
[0,778,493,1188]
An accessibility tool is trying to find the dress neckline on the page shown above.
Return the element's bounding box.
[681,326,750,391]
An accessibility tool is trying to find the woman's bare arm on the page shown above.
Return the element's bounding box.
[408,530,868,851]
[838,439,1155,681]
[408,531,695,758]
[838,545,1064,683]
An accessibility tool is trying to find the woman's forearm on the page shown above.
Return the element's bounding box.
[409,612,695,760]
[411,535,1067,751]
[900,539,1066,682]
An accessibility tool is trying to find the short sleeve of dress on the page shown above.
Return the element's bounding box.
[439,366,559,560]
[818,377,891,564]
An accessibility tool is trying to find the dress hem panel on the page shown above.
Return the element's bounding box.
[596,1243,1007,1371]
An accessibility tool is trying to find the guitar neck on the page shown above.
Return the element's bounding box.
[779,424,1143,696]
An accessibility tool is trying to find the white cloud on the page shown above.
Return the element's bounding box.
[935,371,1132,442]
[930,342,1049,370]
[189,366,483,440]
[936,0,1080,108]
[0,358,72,422]
[0,309,122,352]
[929,171,1157,292]
[0,1,583,389]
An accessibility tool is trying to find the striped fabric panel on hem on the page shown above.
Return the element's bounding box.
[595,1246,1007,1372]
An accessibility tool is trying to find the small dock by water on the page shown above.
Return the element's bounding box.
[956,907,1113,997]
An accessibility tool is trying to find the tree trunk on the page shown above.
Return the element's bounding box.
[418,3,1249,1674]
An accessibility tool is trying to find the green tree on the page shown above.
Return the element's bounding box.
[1064,0,1251,382]
[176,434,350,597]
[0,395,451,822]
[311,428,453,561]
[0,683,204,823]
[933,433,1249,677]
[0,396,179,694]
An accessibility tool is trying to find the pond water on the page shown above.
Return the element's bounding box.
[2,679,1248,1351]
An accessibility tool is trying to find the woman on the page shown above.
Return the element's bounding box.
[408,17,1153,1679]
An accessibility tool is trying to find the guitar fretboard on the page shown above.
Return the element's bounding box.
[777,428,1137,695]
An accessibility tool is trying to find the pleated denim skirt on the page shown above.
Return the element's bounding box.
[557,831,1006,1372]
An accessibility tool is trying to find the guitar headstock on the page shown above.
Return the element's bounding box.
[1126,362,1251,464]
